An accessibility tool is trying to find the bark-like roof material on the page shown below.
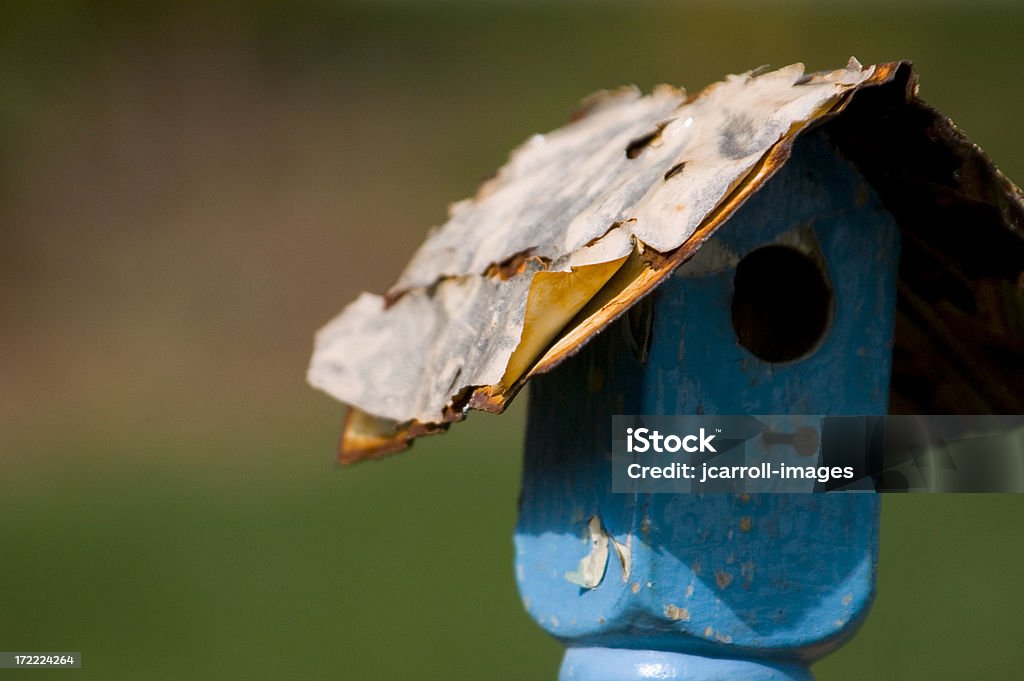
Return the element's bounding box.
[307,59,1024,464]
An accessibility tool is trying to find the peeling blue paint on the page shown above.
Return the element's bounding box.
[516,129,900,680]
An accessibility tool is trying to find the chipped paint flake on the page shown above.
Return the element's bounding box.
[565,516,610,589]
[611,533,633,582]
[664,604,691,621]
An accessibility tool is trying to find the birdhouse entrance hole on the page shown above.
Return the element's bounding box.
[730,245,834,363]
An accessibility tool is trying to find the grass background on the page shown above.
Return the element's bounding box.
[2,2,1023,678]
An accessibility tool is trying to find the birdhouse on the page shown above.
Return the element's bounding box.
[308,60,1024,680]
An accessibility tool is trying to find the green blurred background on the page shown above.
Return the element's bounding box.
[2,1,1023,678]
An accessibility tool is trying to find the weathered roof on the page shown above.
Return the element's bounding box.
[308,59,1024,464]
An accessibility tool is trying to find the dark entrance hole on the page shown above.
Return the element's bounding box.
[731,245,833,362]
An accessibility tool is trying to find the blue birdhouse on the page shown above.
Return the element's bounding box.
[308,60,1024,680]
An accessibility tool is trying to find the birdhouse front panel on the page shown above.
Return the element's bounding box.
[515,127,895,660]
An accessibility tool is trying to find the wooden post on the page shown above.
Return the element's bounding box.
[515,129,900,680]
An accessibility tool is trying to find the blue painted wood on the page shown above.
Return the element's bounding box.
[515,129,901,680]
[561,649,812,681]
